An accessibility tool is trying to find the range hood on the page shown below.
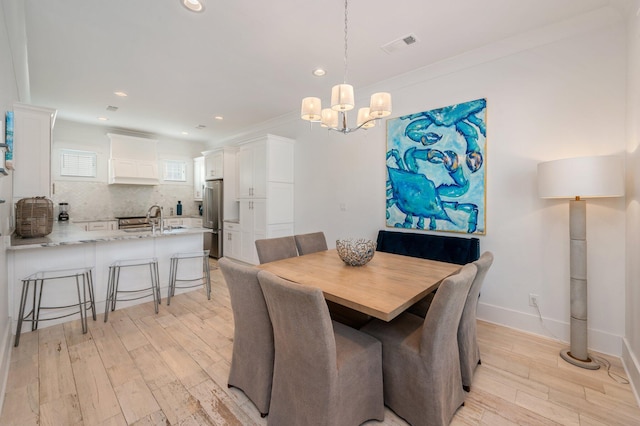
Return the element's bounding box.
[108,133,159,185]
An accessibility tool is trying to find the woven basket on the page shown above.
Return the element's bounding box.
[15,197,53,238]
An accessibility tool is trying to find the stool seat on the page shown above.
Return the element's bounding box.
[15,267,96,347]
[104,257,160,322]
[167,250,211,305]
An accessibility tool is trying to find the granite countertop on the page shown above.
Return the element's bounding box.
[9,222,211,250]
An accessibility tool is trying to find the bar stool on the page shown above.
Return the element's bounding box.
[15,267,96,347]
[104,257,160,322]
[167,250,211,305]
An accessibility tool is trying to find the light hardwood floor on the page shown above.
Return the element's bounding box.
[1,260,639,425]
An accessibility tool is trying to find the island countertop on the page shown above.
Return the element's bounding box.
[9,221,211,250]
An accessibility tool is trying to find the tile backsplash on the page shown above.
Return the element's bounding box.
[51,181,201,220]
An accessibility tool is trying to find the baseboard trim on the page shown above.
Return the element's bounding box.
[477,301,622,357]
[0,321,12,416]
[622,338,640,407]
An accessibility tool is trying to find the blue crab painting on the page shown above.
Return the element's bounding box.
[386,98,486,234]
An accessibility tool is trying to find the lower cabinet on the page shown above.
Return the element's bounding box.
[230,199,293,265]
[79,220,118,231]
[223,222,241,260]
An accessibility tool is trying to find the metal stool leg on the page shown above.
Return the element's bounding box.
[86,270,97,321]
[14,279,32,347]
[204,256,211,300]
[74,273,87,333]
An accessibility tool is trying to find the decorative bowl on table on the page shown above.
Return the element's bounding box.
[336,238,376,266]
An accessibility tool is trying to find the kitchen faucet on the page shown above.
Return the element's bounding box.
[146,205,164,233]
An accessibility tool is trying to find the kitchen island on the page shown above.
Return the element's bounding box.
[7,222,212,334]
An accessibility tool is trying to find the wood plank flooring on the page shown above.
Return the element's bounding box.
[1,259,639,425]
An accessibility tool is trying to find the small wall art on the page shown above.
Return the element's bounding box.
[5,111,14,170]
[385,98,487,234]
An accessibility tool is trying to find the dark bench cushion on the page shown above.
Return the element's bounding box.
[376,230,480,265]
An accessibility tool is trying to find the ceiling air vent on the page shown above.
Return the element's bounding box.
[381,33,419,54]
[106,105,118,112]
[195,124,206,130]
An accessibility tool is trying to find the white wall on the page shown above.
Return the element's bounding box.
[0,0,22,412]
[625,0,640,403]
[218,7,629,358]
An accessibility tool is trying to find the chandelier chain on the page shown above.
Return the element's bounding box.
[343,0,348,83]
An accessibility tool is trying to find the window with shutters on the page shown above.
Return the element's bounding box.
[60,149,97,177]
[164,160,186,182]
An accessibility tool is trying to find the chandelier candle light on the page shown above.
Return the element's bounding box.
[300,0,392,133]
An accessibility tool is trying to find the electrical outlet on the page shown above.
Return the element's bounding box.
[529,293,539,307]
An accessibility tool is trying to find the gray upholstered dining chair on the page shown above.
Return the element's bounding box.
[408,251,494,392]
[361,263,477,426]
[218,257,274,417]
[257,269,385,426]
[458,251,494,391]
[255,236,298,264]
[294,231,328,255]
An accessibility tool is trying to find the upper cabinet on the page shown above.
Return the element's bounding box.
[193,156,205,201]
[108,133,159,185]
[204,150,223,179]
[12,103,57,199]
[237,134,294,199]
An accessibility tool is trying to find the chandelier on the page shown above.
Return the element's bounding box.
[300,0,392,133]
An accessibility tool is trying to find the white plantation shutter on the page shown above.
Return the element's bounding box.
[60,149,97,177]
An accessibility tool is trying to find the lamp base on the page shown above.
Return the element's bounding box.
[560,349,600,370]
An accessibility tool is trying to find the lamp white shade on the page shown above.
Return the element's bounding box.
[537,155,624,199]
[357,108,375,129]
[331,84,355,112]
[320,108,338,128]
[369,92,392,118]
[301,97,322,121]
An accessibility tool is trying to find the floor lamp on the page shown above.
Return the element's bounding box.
[537,155,624,370]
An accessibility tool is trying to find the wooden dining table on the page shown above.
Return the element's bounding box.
[256,249,462,321]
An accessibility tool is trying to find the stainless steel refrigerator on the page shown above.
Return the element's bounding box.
[203,179,223,258]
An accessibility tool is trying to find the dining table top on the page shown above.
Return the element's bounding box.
[256,249,462,321]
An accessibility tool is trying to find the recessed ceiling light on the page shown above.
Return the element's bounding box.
[181,131,189,135]
[97,117,109,121]
[312,68,326,77]
[214,116,223,120]
[114,91,128,97]
[182,0,204,12]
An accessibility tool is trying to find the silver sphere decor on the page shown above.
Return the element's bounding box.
[336,238,376,266]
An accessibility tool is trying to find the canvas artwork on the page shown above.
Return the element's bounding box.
[385,98,487,234]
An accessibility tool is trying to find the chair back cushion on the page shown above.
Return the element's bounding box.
[218,257,274,414]
[421,263,477,358]
[255,236,298,264]
[459,251,494,387]
[258,271,337,393]
[294,232,328,255]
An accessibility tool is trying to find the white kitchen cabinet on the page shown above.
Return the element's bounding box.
[164,218,183,227]
[204,150,223,180]
[233,135,295,264]
[193,156,205,201]
[239,199,266,264]
[12,103,57,200]
[223,221,241,260]
[77,220,118,231]
[88,221,118,231]
[202,147,238,222]
[237,134,293,199]
[108,134,159,185]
